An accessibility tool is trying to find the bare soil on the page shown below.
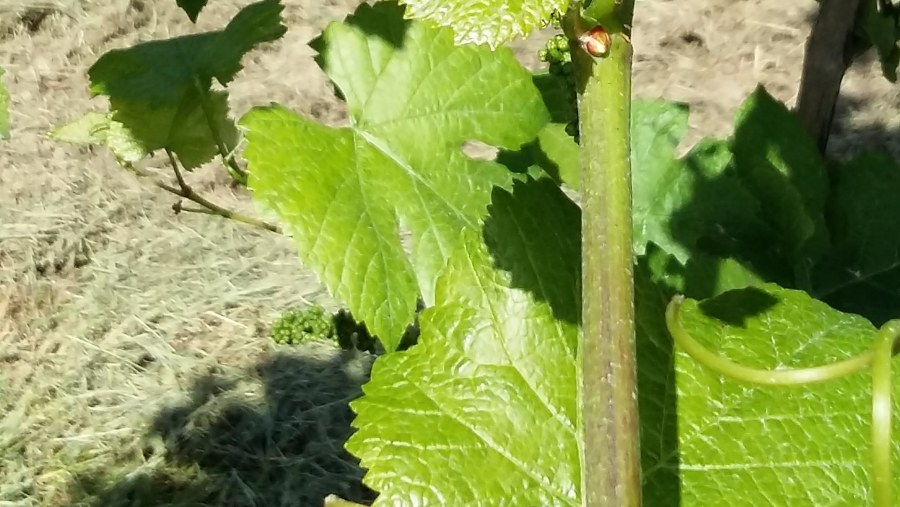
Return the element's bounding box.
[0,0,897,506]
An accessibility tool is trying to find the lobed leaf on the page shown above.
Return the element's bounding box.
[730,87,830,276]
[87,0,286,168]
[347,177,581,506]
[631,103,772,266]
[631,89,831,295]
[399,0,568,48]
[241,1,548,350]
[344,175,900,505]
[503,82,781,283]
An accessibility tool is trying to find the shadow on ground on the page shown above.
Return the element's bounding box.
[66,349,376,507]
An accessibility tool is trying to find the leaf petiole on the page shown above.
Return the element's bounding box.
[193,77,248,185]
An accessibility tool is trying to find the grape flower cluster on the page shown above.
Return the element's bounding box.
[271,304,378,352]
[538,31,580,143]
[270,304,336,345]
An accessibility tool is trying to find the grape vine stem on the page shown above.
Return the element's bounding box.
[120,150,282,234]
[567,1,640,505]
[194,77,249,185]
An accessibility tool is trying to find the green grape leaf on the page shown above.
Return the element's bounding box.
[241,2,548,350]
[347,177,581,505]
[496,73,577,188]
[496,123,579,189]
[399,0,567,48]
[856,0,900,82]
[536,123,580,188]
[631,102,778,273]
[731,86,830,273]
[642,283,900,505]
[177,0,209,22]
[87,0,286,168]
[642,242,767,301]
[51,112,148,164]
[502,88,780,278]
[634,256,681,501]
[0,67,8,139]
[813,151,900,324]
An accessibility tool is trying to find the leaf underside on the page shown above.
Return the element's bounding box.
[51,112,147,164]
[85,0,286,169]
[398,0,568,48]
[241,1,548,350]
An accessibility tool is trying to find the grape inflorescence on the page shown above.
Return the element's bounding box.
[271,304,335,345]
[271,304,378,352]
[539,32,579,143]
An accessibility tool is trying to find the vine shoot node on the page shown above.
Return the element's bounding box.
[579,26,612,58]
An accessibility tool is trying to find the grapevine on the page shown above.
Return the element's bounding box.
[270,304,335,345]
[36,0,900,505]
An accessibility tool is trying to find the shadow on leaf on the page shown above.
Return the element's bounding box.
[697,286,780,327]
[482,176,581,325]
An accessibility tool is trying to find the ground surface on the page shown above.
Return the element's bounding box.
[0,0,898,506]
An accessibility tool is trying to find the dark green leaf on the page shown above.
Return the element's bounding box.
[642,243,767,301]
[631,101,782,281]
[814,151,900,324]
[730,86,830,281]
[176,0,209,22]
[856,0,900,82]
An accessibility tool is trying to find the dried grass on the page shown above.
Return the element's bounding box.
[0,1,374,505]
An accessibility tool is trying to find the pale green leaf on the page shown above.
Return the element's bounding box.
[241,2,548,350]
[51,112,148,164]
[347,177,581,505]
[641,282,900,505]
[400,0,568,48]
[87,0,285,168]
